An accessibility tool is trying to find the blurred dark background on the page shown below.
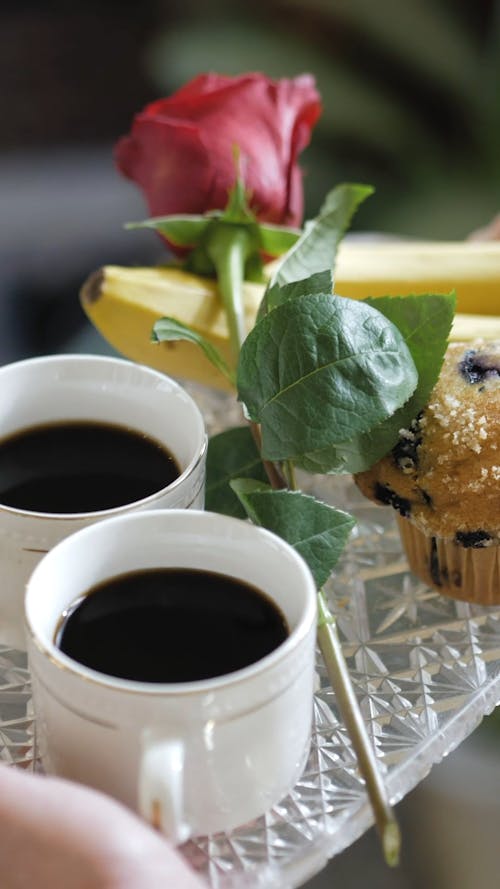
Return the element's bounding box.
[1,0,499,359]
[2,2,500,886]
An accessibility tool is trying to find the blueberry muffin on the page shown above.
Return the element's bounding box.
[354,339,500,603]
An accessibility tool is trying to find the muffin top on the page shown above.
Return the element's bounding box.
[354,339,500,544]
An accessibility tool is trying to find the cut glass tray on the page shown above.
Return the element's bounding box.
[3,476,500,887]
[2,387,500,888]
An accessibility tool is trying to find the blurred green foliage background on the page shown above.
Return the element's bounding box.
[1,0,498,374]
[2,0,498,241]
[145,0,500,238]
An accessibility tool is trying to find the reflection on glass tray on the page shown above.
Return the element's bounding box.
[2,473,500,888]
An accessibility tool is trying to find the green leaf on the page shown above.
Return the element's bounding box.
[230,479,356,588]
[257,224,300,256]
[364,291,456,397]
[269,183,374,290]
[185,243,217,277]
[237,293,418,463]
[205,427,268,518]
[126,191,298,274]
[125,215,210,247]
[220,166,256,224]
[264,270,333,315]
[297,292,456,474]
[152,317,235,385]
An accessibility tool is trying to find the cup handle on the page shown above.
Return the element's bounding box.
[138,730,191,844]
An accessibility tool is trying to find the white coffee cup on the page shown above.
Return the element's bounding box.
[25,509,317,841]
[0,354,206,647]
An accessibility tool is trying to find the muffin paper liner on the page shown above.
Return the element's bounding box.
[396,515,500,605]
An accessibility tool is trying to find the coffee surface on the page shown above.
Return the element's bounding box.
[56,568,289,682]
[0,420,180,513]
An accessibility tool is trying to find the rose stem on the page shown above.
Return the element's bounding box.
[209,228,400,865]
[317,591,401,867]
[206,225,250,365]
[250,423,288,490]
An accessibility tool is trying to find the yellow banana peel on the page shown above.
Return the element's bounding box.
[449,313,500,341]
[333,239,500,313]
[81,266,263,391]
[80,240,500,390]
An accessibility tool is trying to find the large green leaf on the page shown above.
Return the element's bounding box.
[231,479,355,588]
[364,292,456,401]
[263,270,333,316]
[205,427,268,518]
[237,293,417,463]
[297,292,456,474]
[269,182,374,291]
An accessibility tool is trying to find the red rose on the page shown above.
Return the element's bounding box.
[115,72,321,231]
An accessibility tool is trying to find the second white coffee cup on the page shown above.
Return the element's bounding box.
[25,509,317,841]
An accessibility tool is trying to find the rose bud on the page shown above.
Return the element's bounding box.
[115,72,322,244]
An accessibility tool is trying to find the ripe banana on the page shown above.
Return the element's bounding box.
[81,266,263,390]
[81,240,500,390]
[334,239,500,313]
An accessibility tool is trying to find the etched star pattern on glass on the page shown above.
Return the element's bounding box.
[2,388,500,888]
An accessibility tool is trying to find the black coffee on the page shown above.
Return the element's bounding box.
[0,420,180,513]
[55,568,289,682]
